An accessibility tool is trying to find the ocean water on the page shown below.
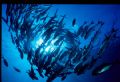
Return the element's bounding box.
[2,4,120,82]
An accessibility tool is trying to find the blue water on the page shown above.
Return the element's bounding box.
[2,4,120,82]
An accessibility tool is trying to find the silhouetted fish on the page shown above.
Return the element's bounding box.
[77,21,87,37]
[92,63,112,76]
[36,68,44,78]
[17,47,24,59]
[27,66,38,80]
[58,15,66,27]
[92,61,120,76]
[74,63,89,75]
[13,67,21,72]
[2,17,8,24]
[72,18,76,27]
[2,57,8,67]
[41,14,49,23]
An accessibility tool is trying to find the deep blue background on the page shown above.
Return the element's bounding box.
[2,4,120,82]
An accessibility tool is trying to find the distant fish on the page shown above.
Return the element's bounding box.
[77,21,87,37]
[17,47,24,59]
[92,63,112,76]
[102,27,119,44]
[36,68,44,78]
[2,17,8,24]
[2,57,8,67]
[41,14,49,23]
[84,26,95,40]
[92,61,120,76]
[74,62,89,75]
[27,66,38,80]
[13,67,21,72]
[72,18,76,27]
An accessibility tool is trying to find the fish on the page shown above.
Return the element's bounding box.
[54,36,64,45]
[10,33,15,44]
[45,66,52,76]
[92,61,120,76]
[53,9,58,18]
[59,51,69,61]
[72,18,76,27]
[43,26,54,38]
[44,9,58,28]
[13,67,21,72]
[17,47,24,59]
[61,75,67,81]
[5,4,120,82]
[53,28,65,39]
[58,15,66,27]
[84,23,98,40]
[102,28,118,44]
[50,55,61,69]
[6,4,10,16]
[27,48,33,64]
[2,17,8,24]
[92,63,112,76]
[104,34,111,42]
[81,22,95,39]
[36,68,44,78]
[77,22,87,37]
[74,63,89,75]
[84,26,95,39]
[81,25,89,38]
[2,57,8,67]
[5,4,11,23]
[65,30,77,44]
[43,55,53,70]
[41,14,49,23]
[40,5,52,16]
[90,22,103,43]
[47,75,56,82]
[72,52,82,64]
[27,66,38,80]
[49,66,65,82]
